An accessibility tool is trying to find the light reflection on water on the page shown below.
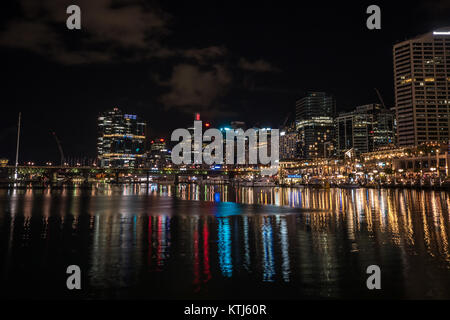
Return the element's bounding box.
[0,184,449,299]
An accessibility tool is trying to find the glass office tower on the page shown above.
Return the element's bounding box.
[97,107,146,167]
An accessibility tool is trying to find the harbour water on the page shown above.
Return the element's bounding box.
[0,184,449,299]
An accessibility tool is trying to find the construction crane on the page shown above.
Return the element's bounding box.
[51,131,65,166]
[374,88,387,109]
[282,111,292,129]
[374,88,396,145]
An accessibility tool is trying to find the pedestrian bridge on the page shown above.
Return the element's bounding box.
[0,165,260,185]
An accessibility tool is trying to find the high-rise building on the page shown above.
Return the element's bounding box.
[295,92,335,158]
[393,28,450,146]
[279,122,299,160]
[220,124,274,167]
[146,138,170,168]
[97,107,147,167]
[335,104,395,156]
[187,113,212,166]
[220,121,247,166]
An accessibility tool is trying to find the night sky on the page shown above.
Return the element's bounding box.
[1,0,449,163]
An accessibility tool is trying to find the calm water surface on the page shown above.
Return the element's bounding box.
[0,184,449,299]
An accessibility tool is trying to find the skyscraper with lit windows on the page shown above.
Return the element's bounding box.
[146,138,170,168]
[335,104,395,156]
[280,122,299,160]
[393,28,450,146]
[97,107,147,167]
[295,92,335,158]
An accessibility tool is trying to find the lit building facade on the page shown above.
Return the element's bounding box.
[97,107,146,167]
[146,138,170,168]
[186,113,212,167]
[280,123,299,160]
[336,104,395,156]
[0,159,8,167]
[295,92,335,159]
[393,28,450,146]
[361,142,450,177]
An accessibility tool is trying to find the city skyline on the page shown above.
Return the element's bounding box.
[0,25,447,167]
[1,1,450,163]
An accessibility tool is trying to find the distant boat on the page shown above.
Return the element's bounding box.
[307,178,328,188]
[308,181,328,189]
[363,181,379,189]
[339,182,360,189]
[253,181,277,187]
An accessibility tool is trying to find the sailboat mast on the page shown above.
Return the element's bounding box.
[14,112,21,179]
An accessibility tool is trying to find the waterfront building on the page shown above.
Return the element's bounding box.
[335,104,395,156]
[147,138,170,168]
[280,122,299,160]
[295,92,335,159]
[219,122,273,169]
[361,142,450,176]
[97,107,146,167]
[393,27,450,146]
[186,113,213,167]
[360,145,408,175]
[278,158,347,185]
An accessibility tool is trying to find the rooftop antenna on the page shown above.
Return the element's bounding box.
[14,112,21,180]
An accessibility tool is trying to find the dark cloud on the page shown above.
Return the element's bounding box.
[0,0,282,120]
[158,63,233,117]
[239,58,280,72]
[182,46,228,64]
[0,0,172,64]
